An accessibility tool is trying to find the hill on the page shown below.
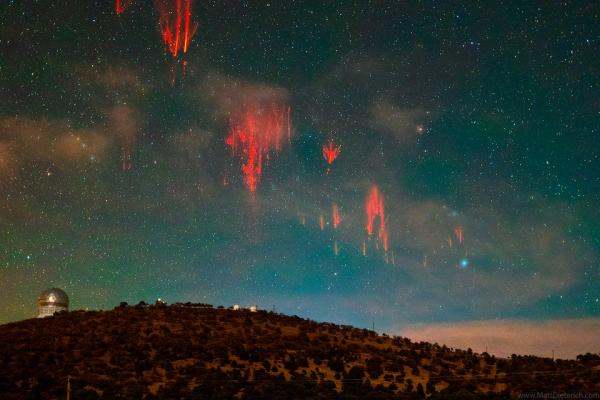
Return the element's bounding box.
[0,304,598,399]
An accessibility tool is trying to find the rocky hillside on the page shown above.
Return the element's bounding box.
[0,304,598,399]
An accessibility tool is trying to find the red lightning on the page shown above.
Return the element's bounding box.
[122,146,132,171]
[226,103,291,192]
[365,185,390,253]
[381,228,389,252]
[323,139,341,164]
[156,0,198,58]
[115,0,135,15]
[182,0,194,53]
[332,203,341,229]
[366,185,385,236]
[287,106,291,144]
[455,226,463,244]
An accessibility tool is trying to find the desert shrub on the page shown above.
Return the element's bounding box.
[328,357,345,373]
[366,358,384,379]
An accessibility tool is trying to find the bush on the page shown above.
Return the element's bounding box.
[366,358,384,379]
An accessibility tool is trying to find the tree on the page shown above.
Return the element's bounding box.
[347,365,365,382]
[426,380,436,395]
[366,358,384,379]
[416,383,425,398]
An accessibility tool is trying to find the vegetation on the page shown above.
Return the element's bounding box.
[0,304,598,399]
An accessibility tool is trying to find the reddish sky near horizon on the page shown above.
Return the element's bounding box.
[399,319,600,360]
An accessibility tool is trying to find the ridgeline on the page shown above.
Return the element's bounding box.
[1,303,598,399]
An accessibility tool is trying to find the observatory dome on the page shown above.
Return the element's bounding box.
[37,288,69,318]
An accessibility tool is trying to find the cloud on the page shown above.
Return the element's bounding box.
[52,130,110,163]
[74,65,149,118]
[398,318,600,359]
[296,56,435,162]
[371,100,430,142]
[0,141,18,181]
[201,72,289,119]
[255,64,596,321]
[0,116,110,171]
[91,65,147,93]
[109,104,141,148]
[375,194,590,312]
[0,65,149,181]
[264,188,593,326]
[78,64,148,97]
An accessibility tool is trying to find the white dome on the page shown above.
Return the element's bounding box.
[37,288,69,318]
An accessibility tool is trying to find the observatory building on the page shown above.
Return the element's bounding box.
[37,288,69,318]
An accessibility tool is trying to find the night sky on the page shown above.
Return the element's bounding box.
[1,1,599,357]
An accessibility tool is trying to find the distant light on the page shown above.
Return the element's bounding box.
[460,259,469,268]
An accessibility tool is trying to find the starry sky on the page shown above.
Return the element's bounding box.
[1,1,599,356]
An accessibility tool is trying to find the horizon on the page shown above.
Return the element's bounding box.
[8,296,599,360]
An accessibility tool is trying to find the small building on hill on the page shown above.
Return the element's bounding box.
[37,288,69,318]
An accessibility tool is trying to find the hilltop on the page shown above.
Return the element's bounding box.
[0,303,598,399]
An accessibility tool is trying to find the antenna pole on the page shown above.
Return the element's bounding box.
[66,375,71,400]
